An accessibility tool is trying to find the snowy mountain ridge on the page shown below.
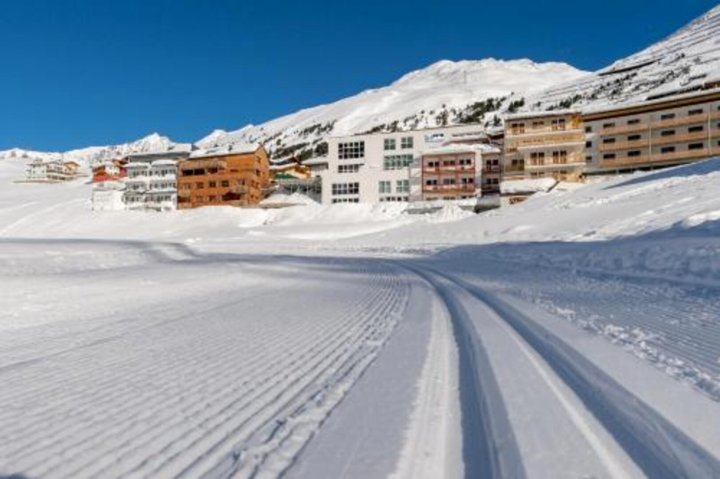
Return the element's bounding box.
[197,58,588,160]
[525,5,720,112]
[0,133,177,167]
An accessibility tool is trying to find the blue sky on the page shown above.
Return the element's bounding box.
[1,0,717,151]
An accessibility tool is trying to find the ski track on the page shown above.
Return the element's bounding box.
[448,255,720,401]
[405,261,720,478]
[0,251,410,479]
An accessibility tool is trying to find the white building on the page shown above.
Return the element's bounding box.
[317,124,493,204]
[25,159,76,182]
[122,145,193,211]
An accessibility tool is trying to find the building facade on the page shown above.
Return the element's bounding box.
[25,159,79,182]
[503,90,720,185]
[320,124,496,204]
[177,144,270,209]
[584,91,720,174]
[416,144,493,201]
[503,111,586,183]
[123,145,192,211]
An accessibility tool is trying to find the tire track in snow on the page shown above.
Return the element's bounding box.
[401,264,526,479]
[421,264,720,478]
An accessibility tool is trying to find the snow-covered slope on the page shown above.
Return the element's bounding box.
[527,5,720,111]
[197,59,587,159]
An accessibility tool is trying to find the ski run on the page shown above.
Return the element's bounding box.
[1,150,720,478]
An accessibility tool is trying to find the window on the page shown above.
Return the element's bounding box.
[425,178,438,186]
[551,118,567,131]
[510,123,525,134]
[384,138,396,151]
[383,154,414,170]
[660,130,675,137]
[660,113,675,120]
[338,142,365,159]
[689,109,704,116]
[378,181,392,194]
[660,146,676,154]
[332,182,360,196]
[208,181,217,188]
[442,177,456,185]
[221,180,230,187]
[532,121,544,128]
[628,150,642,157]
[603,138,616,144]
[338,164,361,174]
[585,156,593,163]
[460,177,474,185]
[603,153,616,160]
[628,135,642,141]
[585,126,593,133]
[627,119,641,125]
[688,143,705,150]
[400,137,414,149]
[603,122,616,129]
[332,198,359,204]
[585,141,593,148]
[529,152,545,165]
[379,196,409,203]
[196,182,204,189]
[552,151,568,164]
[396,180,410,193]
[688,125,704,133]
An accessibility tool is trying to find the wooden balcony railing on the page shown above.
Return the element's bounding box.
[423,184,476,193]
[598,139,648,152]
[600,123,649,135]
[599,147,717,168]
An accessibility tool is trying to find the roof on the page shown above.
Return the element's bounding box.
[189,143,262,159]
[302,157,329,166]
[422,143,501,156]
[582,87,720,120]
[504,109,581,121]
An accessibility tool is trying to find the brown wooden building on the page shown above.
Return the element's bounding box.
[177,144,270,209]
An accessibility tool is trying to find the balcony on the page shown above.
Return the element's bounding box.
[651,114,709,129]
[507,126,583,138]
[524,154,585,168]
[598,139,648,152]
[510,131,585,149]
[600,123,650,136]
[422,165,475,174]
[599,148,715,168]
[423,184,476,193]
[651,131,709,146]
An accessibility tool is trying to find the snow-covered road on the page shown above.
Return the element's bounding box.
[2,238,719,478]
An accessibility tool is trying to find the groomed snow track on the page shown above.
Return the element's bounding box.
[403,262,720,479]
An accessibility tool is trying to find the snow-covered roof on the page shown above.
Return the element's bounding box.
[422,143,501,155]
[504,109,581,121]
[302,157,329,166]
[582,86,720,117]
[151,159,177,166]
[501,178,557,195]
[189,143,261,159]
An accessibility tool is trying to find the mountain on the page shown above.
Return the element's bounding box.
[0,133,178,167]
[197,58,588,161]
[525,5,720,112]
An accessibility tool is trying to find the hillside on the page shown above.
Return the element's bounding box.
[526,5,720,112]
[198,59,587,161]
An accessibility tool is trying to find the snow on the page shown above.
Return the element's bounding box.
[2,141,720,477]
[500,177,557,194]
[3,8,720,478]
[196,58,587,155]
[526,5,720,112]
